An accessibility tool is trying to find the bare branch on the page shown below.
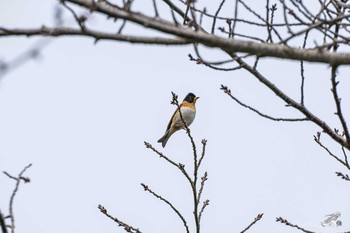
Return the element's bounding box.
[314,132,350,169]
[0,27,190,45]
[335,171,350,181]
[3,0,350,65]
[226,53,349,150]
[211,0,226,34]
[190,47,242,71]
[276,216,314,233]
[141,183,189,233]
[198,199,209,223]
[220,85,309,122]
[98,204,141,233]
[152,0,159,18]
[3,164,32,233]
[162,0,188,21]
[197,139,207,169]
[331,66,350,142]
[341,146,349,167]
[144,141,193,185]
[197,172,207,205]
[240,213,264,233]
[60,1,86,30]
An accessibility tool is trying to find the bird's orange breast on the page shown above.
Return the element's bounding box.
[181,101,196,109]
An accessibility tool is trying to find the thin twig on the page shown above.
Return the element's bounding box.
[231,0,239,37]
[189,51,242,72]
[197,139,207,169]
[341,146,349,168]
[3,164,32,233]
[276,216,314,233]
[314,132,350,169]
[197,172,207,205]
[240,213,264,233]
[144,141,193,185]
[225,52,349,149]
[162,0,187,21]
[220,85,309,122]
[331,65,350,142]
[98,204,141,233]
[211,0,226,34]
[141,184,190,233]
[300,59,306,106]
[152,0,159,18]
[198,200,209,223]
[60,1,86,30]
[335,171,350,181]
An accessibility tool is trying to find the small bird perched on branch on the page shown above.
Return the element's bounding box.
[158,93,199,148]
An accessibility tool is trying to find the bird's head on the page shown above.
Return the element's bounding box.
[183,93,199,104]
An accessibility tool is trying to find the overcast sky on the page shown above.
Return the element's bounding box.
[1,1,350,233]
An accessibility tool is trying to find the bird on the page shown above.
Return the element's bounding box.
[158,93,199,148]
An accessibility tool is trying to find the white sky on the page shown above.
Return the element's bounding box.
[1,1,350,233]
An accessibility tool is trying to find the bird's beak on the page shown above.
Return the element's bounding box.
[195,96,199,102]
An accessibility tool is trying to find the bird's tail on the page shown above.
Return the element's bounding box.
[158,131,170,148]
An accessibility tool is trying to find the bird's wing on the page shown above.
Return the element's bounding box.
[165,106,180,132]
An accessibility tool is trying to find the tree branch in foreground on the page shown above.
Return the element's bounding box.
[2,0,350,65]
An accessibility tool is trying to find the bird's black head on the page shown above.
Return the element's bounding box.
[183,93,199,103]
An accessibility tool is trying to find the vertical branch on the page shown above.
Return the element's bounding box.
[341,146,349,167]
[183,1,191,25]
[267,4,277,43]
[330,65,349,141]
[329,0,349,142]
[199,7,206,26]
[300,60,305,106]
[171,92,205,233]
[197,139,207,169]
[198,200,209,223]
[265,0,271,42]
[281,0,293,37]
[299,28,310,106]
[152,0,159,18]
[231,0,239,38]
[197,172,207,206]
[211,0,226,34]
[3,164,32,233]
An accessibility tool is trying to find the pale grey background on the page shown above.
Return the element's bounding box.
[1,1,350,233]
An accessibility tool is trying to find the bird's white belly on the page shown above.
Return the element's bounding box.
[178,107,196,127]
